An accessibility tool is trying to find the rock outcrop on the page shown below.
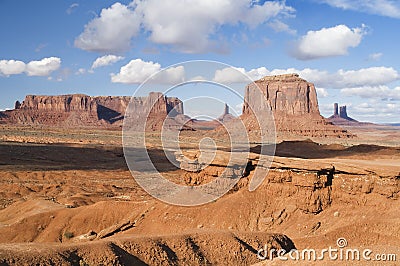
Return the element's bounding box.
[339,106,348,119]
[217,103,235,122]
[241,74,352,139]
[329,103,356,121]
[333,103,339,116]
[243,74,320,116]
[0,93,184,128]
[14,101,21,110]
[327,103,362,126]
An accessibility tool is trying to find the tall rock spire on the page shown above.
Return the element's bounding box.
[334,103,339,116]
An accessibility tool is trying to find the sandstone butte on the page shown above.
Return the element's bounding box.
[241,73,352,139]
[0,73,352,139]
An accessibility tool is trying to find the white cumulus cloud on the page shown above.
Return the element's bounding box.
[91,55,124,70]
[75,0,295,53]
[212,66,399,95]
[266,66,399,89]
[319,0,400,18]
[25,57,61,76]
[213,67,270,83]
[268,19,296,35]
[316,87,329,98]
[214,67,247,83]
[75,2,141,53]
[368,52,383,61]
[0,60,26,76]
[341,86,400,100]
[269,68,335,86]
[135,0,294,53]
[290,24,367,60]
[111,58,185,84]
[0,57,61,77]
[350,100,400,123]
[337,67,399,87]
[189,75,207,82]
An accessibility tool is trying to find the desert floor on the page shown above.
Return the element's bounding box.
[0,125,399,265]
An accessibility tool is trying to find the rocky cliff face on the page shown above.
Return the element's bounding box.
[0,93,184,128]
[126,92,183,118]
[339,106,348,119]
[241,74,352,139]
[20,94,98,112]
[243,74,319,116]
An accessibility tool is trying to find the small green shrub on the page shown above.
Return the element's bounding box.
[64,231,74,239]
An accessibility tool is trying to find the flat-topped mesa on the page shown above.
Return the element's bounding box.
[255,73,305,82]
[243,73,319,116]
[20,94,98,112]
[241,74,353,139]
[0,93,184,128]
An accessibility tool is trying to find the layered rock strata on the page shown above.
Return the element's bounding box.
[0,93,183,128]
[241,74,352,139]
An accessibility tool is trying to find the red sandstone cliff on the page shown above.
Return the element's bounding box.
[243,74,319,116]
[241,74,353,139]
[0,93,183,128]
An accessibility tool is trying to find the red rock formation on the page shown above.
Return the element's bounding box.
[328,103,360,126]
[339,106,349,119]
[14,101,21,110]
[243,74,319,116]
[242,74,353,139]
[217,103,235,122]
[20,94,97,112]
[0,93,184,129]
[333,103,339,116]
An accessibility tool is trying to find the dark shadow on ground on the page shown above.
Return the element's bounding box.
[2,140,398,171]
[0,142,181,172]
[251,140,399,159]
[0,143,128,171]
[110,243,148,266]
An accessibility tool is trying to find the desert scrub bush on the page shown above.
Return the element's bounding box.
[63,231,74,239]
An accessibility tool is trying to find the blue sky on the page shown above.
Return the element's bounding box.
[0,0,399,123]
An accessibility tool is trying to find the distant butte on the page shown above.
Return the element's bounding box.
[241,74,353,139]
[326,103,371,126]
